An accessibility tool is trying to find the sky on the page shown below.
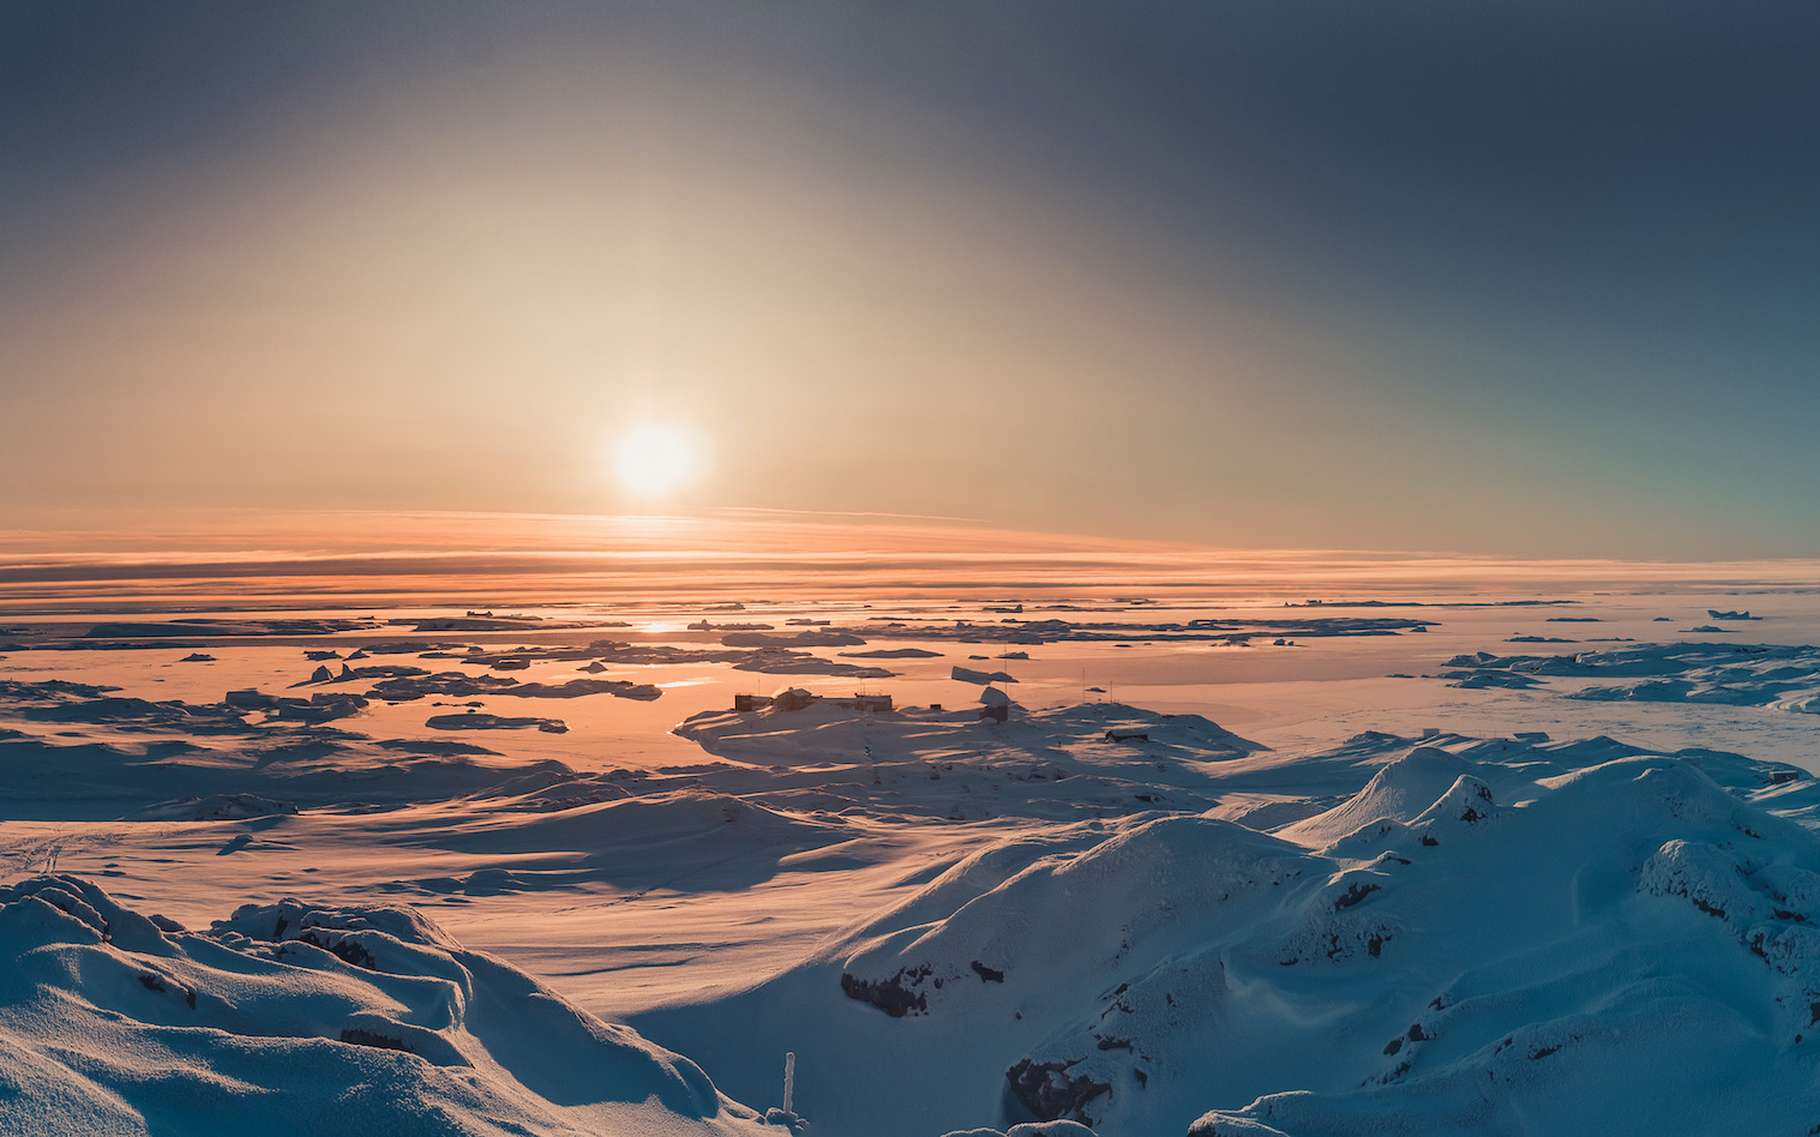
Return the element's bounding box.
[4,1,1820,560]
[7,507,1819,613]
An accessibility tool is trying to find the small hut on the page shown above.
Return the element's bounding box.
[774,687,816,712]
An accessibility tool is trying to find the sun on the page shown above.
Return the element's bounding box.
[611,421,705,500]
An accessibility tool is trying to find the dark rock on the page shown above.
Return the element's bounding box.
[1005,1057,1112,1124]
[340,1027,414,1054]
[137,971,197,1008]
[299,930,378,970]
[840,965,931,1017]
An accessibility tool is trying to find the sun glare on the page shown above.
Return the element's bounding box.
[612,421,705,500]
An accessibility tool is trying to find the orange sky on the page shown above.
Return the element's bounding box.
[3,508,1817,614]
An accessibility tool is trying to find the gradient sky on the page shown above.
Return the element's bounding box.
[4,2,1820,559]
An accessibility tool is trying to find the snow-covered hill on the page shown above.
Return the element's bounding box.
[0,874,772,1137]
[640,727,1820,1136]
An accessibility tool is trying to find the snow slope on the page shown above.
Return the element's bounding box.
[639,730,1820,1136]
[0,874,771,1137]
